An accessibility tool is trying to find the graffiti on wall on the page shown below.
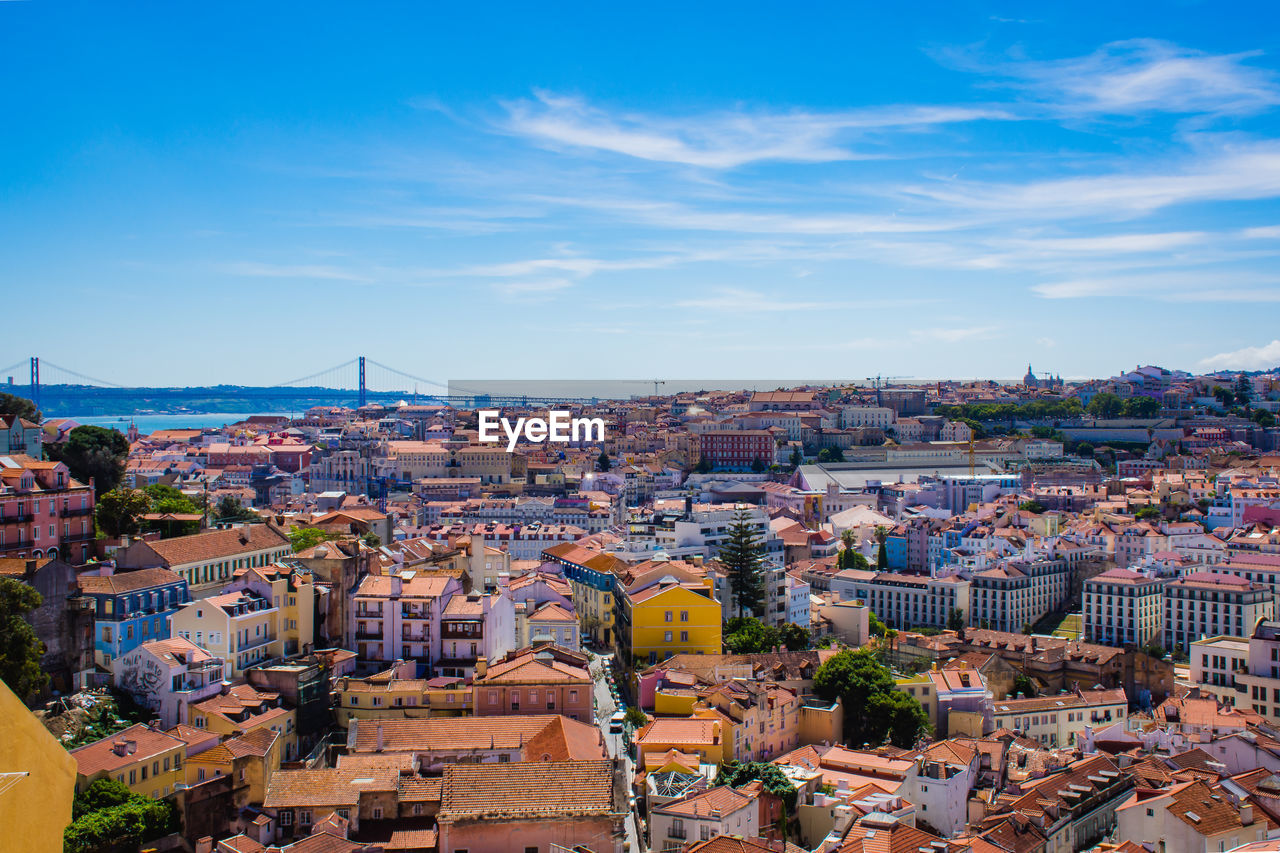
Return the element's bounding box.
[119,654,165,711]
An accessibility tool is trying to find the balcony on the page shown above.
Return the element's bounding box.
[61,506,94,518]
[355,629,382,641]
[0,513,34,524]
[63,531,97,543]
[0,538,33,550]
[236,633,278,653]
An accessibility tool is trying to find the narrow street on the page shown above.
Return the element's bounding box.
[590,651,643,852]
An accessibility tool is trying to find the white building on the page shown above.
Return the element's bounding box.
[831,570,970,631]
[1164,572,1276,654]
[992,688,1127,748]
[1082,568,1167,647]
[113,637,225,728]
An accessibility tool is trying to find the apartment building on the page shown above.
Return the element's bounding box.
[831,569,970,631]
[349,572,463,667]
[172,588,282,678]
[1164,572,1276,653]
[543,543,629,646]
[1192,621,1280,723]
[438,590,516,679]
[113,636,226,728]
[991,688,1128,748]
[699,430,774,471]
[616,576,722,667]
[80,567,191,668]
[1082,568,1167,647]
[969,558,1072,634]
[71,723,188,799]
[650,786,758,852]
[472,644,594,721]
[0,455,95,563]
[377,438,512,484]
[840,406,895,429]
[115,522,292,597]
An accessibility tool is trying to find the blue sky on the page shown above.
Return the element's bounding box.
[4,1,1280,387]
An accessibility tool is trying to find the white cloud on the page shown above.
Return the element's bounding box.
[1031,271,1280,301]
[493,278,574,298]
[902,141,1280,218]
[980,39,1280,116]
[501,91,1009,168]
[1200,340,1280,370]
[914,325,1000,344]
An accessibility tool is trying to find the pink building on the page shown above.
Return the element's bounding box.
[0,454,95,563]
[472,644,594,722]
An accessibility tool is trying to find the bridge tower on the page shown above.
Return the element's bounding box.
[358,356,366,408]
[29,357,39,411]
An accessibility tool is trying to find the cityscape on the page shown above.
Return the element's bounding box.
[6,3,1280,853]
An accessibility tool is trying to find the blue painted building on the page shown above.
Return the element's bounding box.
[78,567,190,668]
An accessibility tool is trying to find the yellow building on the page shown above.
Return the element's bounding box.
[183,727,283,807]
[171,566,318,678]
[335,663,472,726]
[896,672,938,729]
[618,580,722,668]
[634,717,727,767]
[0,679,77,853]
[542,543,629,646]
[189,684,299,761]
[70,723,188,799]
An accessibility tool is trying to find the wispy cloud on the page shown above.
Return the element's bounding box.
[913,325,1000,343]
[492,278,575,299]
[499,90,1010,168]
[901,140,1280,218]
[957,39,1280,116]
[1200,339,1280,370]
[1031,271,1280,301]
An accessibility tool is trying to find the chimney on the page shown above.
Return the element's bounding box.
[112,740,128,756]
[375,723,384,752]
[220,680,232,695]
[475,656,488,678]
[195,838,214,853]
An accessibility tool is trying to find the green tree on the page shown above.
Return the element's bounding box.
[946,607,965,632]
[876,541,888,570]
[780,622,811,651]
[838,547,870,572]
[46,425,129,496]
[813,648,929,748]
[64,779,179,853]
[141,484,200,515]
[1236,375,1254,408]
[719,509,765,618]
[695,455,712,474]
[597,450,611,472]
[868,610,888,638]
[215,496,256,522]
[724,617,780,654]
[0,392,39,422]
[1021,621,1033,635]
[1087,393,1123,420]
[817,446,844,463]
[1076,441,1094,457]
[1253,409,1276,429]
[788,447,802,469]
[623,706,648,728]
[1212,386,1235,409]
[95,488,152,538]
[718,761,799,810]
[750,456,766,473]
[1135,506,1162,521]
[288,526,338,552]
[0,577,48,702]
[1122,396,1161,418]
[1018,500,1046,514]
[361,531,382,548]
[1011,673,1037,698]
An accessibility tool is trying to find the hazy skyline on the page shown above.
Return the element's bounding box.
[4,2,1280,385]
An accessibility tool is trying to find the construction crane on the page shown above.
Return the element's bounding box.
[866,375,909,406]
[652,380,666,396]
[968,435,976,476]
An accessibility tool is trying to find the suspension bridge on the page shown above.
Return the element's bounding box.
[0,356,599,416]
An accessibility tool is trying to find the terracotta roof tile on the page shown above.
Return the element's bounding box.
[438,760,614,820]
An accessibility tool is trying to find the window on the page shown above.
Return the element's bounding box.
[681,631,689,642]
[664,631,673,642]
[299,810,312,825]
[681,610,689,622]
[280,811,293,826]
[665,611,673,622]
[372,807,382,819]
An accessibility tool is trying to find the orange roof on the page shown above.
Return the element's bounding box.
[438,760,615,820]
[72,723,188,777]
